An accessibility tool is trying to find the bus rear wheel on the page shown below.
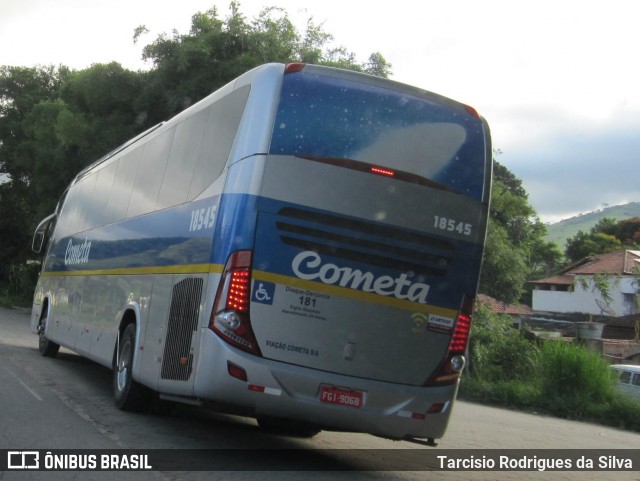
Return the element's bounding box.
[38,310,60,358]
[113,323,150,412]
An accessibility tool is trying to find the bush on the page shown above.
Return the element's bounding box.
[460,310,640,432]
[537,341,616,415]
[467,302,538,383]
[5,262,39,307]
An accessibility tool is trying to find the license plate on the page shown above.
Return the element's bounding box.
[319,385,364,409]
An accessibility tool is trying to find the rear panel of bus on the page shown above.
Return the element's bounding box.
[199,64,491,439]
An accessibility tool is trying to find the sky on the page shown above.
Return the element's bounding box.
[1,0,639,223]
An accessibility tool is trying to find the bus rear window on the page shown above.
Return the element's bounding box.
[269,71,487,199]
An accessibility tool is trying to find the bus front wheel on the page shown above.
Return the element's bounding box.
[113,323,149,411]
[38,310,60,358]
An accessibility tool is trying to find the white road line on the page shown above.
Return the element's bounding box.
[4,367,43,401]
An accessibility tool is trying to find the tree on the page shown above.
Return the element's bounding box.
[479,161,562,303]
[0,65,65,183]
[0,66,69,283]
[564,216,637,264]
[603,217,640,246]
[0,3,393,299]
[138,2,392,120]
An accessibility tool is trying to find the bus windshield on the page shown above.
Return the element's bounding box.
[270,70,487,199]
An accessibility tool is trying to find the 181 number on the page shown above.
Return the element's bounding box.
[434,216,472,236]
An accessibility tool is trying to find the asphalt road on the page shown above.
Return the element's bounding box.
[1,305,639,481]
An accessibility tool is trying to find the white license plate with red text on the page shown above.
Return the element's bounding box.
[319,385,364,409]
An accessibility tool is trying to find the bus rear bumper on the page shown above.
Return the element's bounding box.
[193,330,458,441]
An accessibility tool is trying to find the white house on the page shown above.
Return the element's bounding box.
[531,250,640,316]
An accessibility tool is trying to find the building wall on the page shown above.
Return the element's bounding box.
[532,276,638,316]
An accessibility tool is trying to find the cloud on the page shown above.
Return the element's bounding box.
[500,108,640,222]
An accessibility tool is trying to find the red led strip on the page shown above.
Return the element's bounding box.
[370,166,395,177]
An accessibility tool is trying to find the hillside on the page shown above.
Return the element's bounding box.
[545,202,640,249]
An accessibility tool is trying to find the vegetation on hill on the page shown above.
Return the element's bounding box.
[563,216,640,264]
[545,202,640,249]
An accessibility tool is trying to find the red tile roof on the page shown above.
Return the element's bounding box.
[568,250,640,276]
[530,274,573,285]
[476,294,533,316]
[532,250,640,285]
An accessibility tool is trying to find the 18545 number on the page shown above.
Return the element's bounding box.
[434,216,472,236]
[189,205,216,232]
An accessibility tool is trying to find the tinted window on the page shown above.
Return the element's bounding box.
[91,160,118,227]
[188,85,251,200]
[127,127,176,218]
[157,108,209,210]
[270,72,486,199]
[62,174,98,235]
[619,371,631,383]
[107,147,142,222]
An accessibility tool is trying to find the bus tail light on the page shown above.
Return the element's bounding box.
[425,296,474,386]
[370,166,395,177]
[210,250,262,357]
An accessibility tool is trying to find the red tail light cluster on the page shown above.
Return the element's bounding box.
[226,269,250,312]
[209,250,261,356]
[448,313,471,355]
[426,297,474,386]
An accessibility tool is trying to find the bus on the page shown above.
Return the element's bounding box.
[31,62,491,444]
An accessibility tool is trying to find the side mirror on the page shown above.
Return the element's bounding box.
[32,213,56,254]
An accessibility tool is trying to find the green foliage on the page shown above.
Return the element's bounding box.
[477,226,529,304]
[545,203,640,249]
[0,3,392,303]
[537,341,616,413]
[479,162,562,303]
[461,314,640,431]
[468,302,538,382]
[565,230,622,264]
[565,216,639,264]
[138,2,391,120]
[1,263,40,307]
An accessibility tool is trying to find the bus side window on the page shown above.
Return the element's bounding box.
[127,127,176,219]
[619,371,631,384]
[56,174,98,238]
[188,85,250,201]
[106,146,143,223]
[156,108,209,210]
[90,160,118,228]
[633,373,640,387]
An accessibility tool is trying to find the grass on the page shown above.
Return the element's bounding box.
[461,304,640,432]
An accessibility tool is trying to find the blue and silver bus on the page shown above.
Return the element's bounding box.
[31,63,491,443]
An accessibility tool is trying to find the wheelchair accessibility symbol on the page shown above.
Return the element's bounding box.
[252,281,275,305]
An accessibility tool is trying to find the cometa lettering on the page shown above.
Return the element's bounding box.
[291,251,430,304]
[64,238,92,266]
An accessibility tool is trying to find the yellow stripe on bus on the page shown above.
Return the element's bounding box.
[41,263,224,277]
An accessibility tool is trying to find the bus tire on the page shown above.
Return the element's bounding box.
[38,310,60,358]
[257,416,321,438]
[113,323,149,412]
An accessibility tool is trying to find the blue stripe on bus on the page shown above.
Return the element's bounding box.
[45,197,223,273]
[44,193,484,312]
